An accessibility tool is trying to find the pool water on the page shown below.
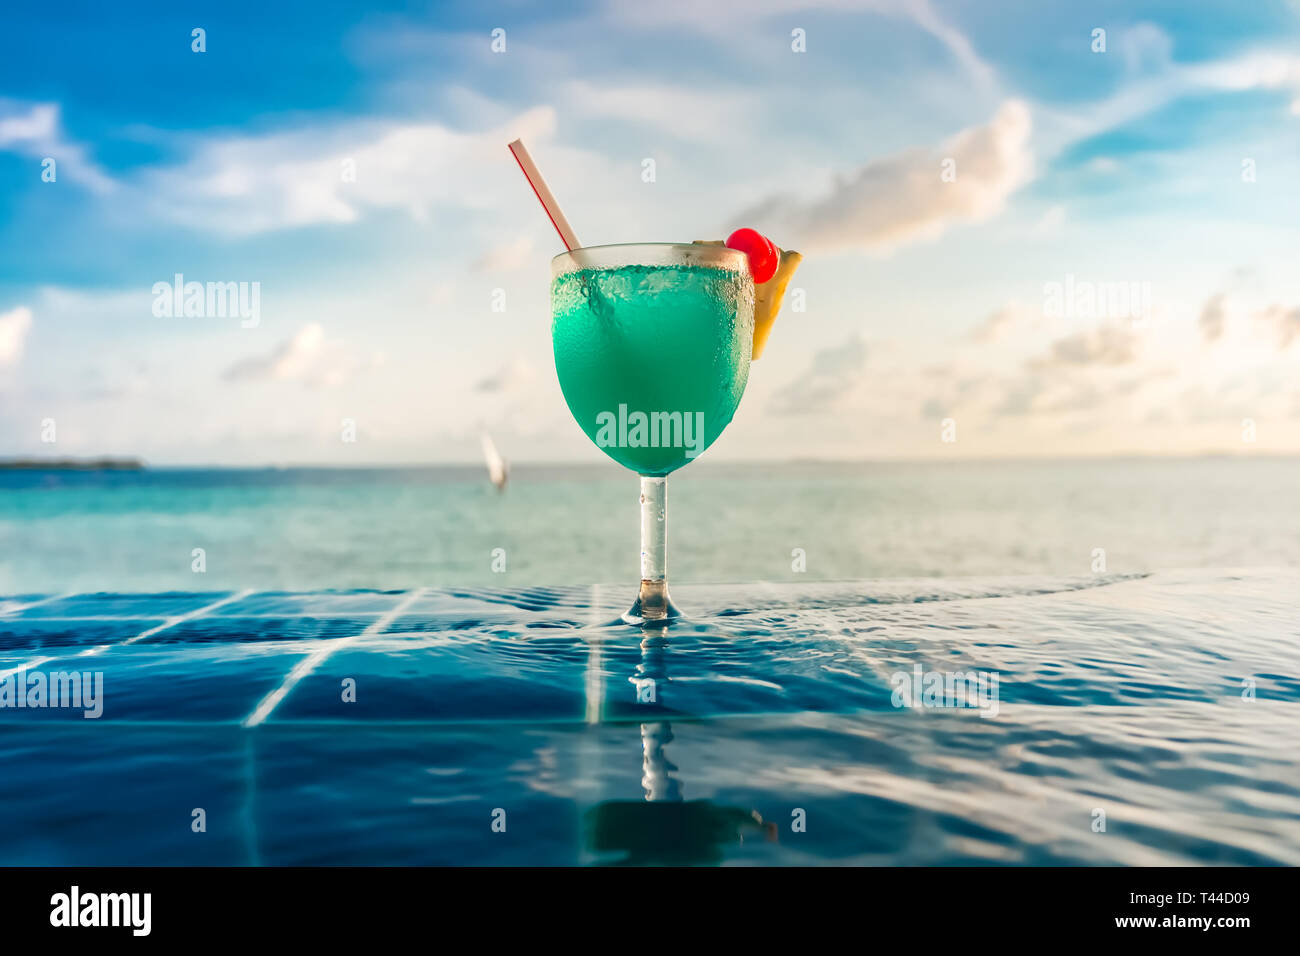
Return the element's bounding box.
[2,570,1297,865]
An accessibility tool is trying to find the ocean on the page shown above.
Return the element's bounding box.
[1,457,1298,865]
[2,456,1298,593]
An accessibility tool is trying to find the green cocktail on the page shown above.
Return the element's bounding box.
[552,260,753,475]
[550,243,755,623]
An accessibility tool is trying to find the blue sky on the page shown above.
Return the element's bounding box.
[2,0,1299,464]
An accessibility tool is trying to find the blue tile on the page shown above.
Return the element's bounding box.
[0,725,251,864]
[0,618,167,651]
[409,586,595,615]
[217,590,406,616]
[271,640,587,723]
[15,592,233,619]
[0,644,313,722]
[137,616,372,645]
[386,613,584,634]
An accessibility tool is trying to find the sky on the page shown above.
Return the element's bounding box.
[1,0,1299,465]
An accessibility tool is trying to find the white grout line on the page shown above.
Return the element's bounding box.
[241,587,428,729]
[0,593,72,616]
[0,590,255,679]
[0,656,55,681]
[84,587,258,655]
[0,612,390,622]
[577,584,608,866]
[114,589,256,648]
[584,584,605,725]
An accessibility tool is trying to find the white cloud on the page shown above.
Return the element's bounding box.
[1034,49,1300,161]
[1256,304,1300,349]
[1199,293,1226,342]
[1118,22,1175,75]
[1187,51,1300,95]
[133,106,561,235]
[969,302,1037,344]
[770,334,868,414]
[599,0,996,89]
[474,357,536,393]
[0,306,33,366]
[562,79,758,143]
[900,0,997,89]
[0,102,57,145]
[223,323,379,387]
[0,100,113,193]
[1028,326,1140,369]
[737,100,1032,253]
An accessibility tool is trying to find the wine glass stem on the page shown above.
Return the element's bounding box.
[637,475,671,620]
[640,475,667,582]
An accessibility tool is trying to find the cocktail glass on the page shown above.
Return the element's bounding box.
[551,243,755,625]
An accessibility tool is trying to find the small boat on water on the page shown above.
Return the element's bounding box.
[481,432,508,492]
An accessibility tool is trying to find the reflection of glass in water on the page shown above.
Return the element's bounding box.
[635,635,682,801]
[640,721,681,802]
[585,628,777,865]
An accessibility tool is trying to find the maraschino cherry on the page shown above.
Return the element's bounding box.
[725,228,780,283]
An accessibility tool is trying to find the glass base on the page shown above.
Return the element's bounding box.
[621,579,682,627]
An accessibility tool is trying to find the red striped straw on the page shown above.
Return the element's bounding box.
[508,139,582,251]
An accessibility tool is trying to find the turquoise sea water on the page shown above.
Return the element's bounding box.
[1,458,1298,865]
[2,457,1298,593]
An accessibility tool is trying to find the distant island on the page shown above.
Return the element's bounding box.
[0,457,145,471]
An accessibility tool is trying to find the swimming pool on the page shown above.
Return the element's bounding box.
[1,570,1297,865]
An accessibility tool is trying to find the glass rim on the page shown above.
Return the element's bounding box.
[551,242,749,276]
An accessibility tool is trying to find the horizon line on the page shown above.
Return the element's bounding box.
[6,450,1299,471]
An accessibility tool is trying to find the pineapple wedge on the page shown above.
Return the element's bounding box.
[751,247,801,360]
[694,239,802,360]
